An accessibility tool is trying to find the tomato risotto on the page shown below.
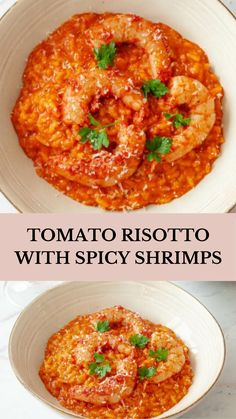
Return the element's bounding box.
[12,13,224,210]
[39,306,193,418]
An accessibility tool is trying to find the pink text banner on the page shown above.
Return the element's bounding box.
[0,214,235,281]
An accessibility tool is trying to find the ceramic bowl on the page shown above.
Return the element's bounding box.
[0,0,236,213]
[9,281,225,418]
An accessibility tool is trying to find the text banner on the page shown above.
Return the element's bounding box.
[0,214,235,281]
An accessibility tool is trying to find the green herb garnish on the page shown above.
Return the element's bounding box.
[149,348,169,362]
[146,136,172,162]
[94,353,106,363]
[94,42,117,69]
[164,112,191,128]
[95,320,110,333]
[88,362,100,375]
[141,79,169,99]
[79,128,109,150]
[88,362,111,378]
[89,113,101,126]
[138,366,157,380]
[88,113,119,129]
[88,352,111,378]
[79,127,93,141]
[79,113,119,150]
[129,334,150,349]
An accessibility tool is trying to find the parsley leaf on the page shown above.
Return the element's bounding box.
[146,152,161,163]
[98,129,109,148]
[88,353,112,378]
[149,348,169,362]
[129,334,150,349]
[141,79,169,99]
[87,130,102,150]
[88,361,111,378]
[78,128,109,150]
[79,127,93,143]
[164,112,174,120]
[88,362,99,375]
[95,320,110,333]
[90,129,109,150]
[138,366,157,380]
[94,42,117,69]
[89,113,119,129]
[94,362,111,377]
[103,120,120,129]
[89,113,100,126]
[79,114,120,150]
[164,112,191,128]
[146,136,172,163]
[146,136,172,155]
[94,353,105,363]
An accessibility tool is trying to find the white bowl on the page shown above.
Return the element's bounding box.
[0,0,236,213]
[9,281,225,419]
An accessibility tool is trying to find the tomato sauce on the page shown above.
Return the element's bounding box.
[12,13,224,210]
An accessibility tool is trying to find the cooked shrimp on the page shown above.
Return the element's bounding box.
[88,13,171,80]
[70,358,137,405]
[75,333,132,365]
[92,305,145,334]
[60,71,146,187]
[165,76,216,162]
[149,331,186,383]
[71,334,137,405]
[63,71,145,125]
[48,124,146,187]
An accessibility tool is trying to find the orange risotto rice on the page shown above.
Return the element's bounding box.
[39,306,193,418]
[12,13,224,210]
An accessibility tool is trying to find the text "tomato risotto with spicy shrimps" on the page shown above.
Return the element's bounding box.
[39,306,193,418]
[12,13,224,211]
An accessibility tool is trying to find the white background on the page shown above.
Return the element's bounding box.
[0,281,236,419]
[0,1,236,419]
[0,0,236,213]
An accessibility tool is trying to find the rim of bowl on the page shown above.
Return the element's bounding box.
[0,0,236,213]
[8,281,226,419]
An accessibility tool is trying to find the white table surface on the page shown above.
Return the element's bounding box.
[0,1,236,417]
[0,281,236,419]
[0,0,236,213]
